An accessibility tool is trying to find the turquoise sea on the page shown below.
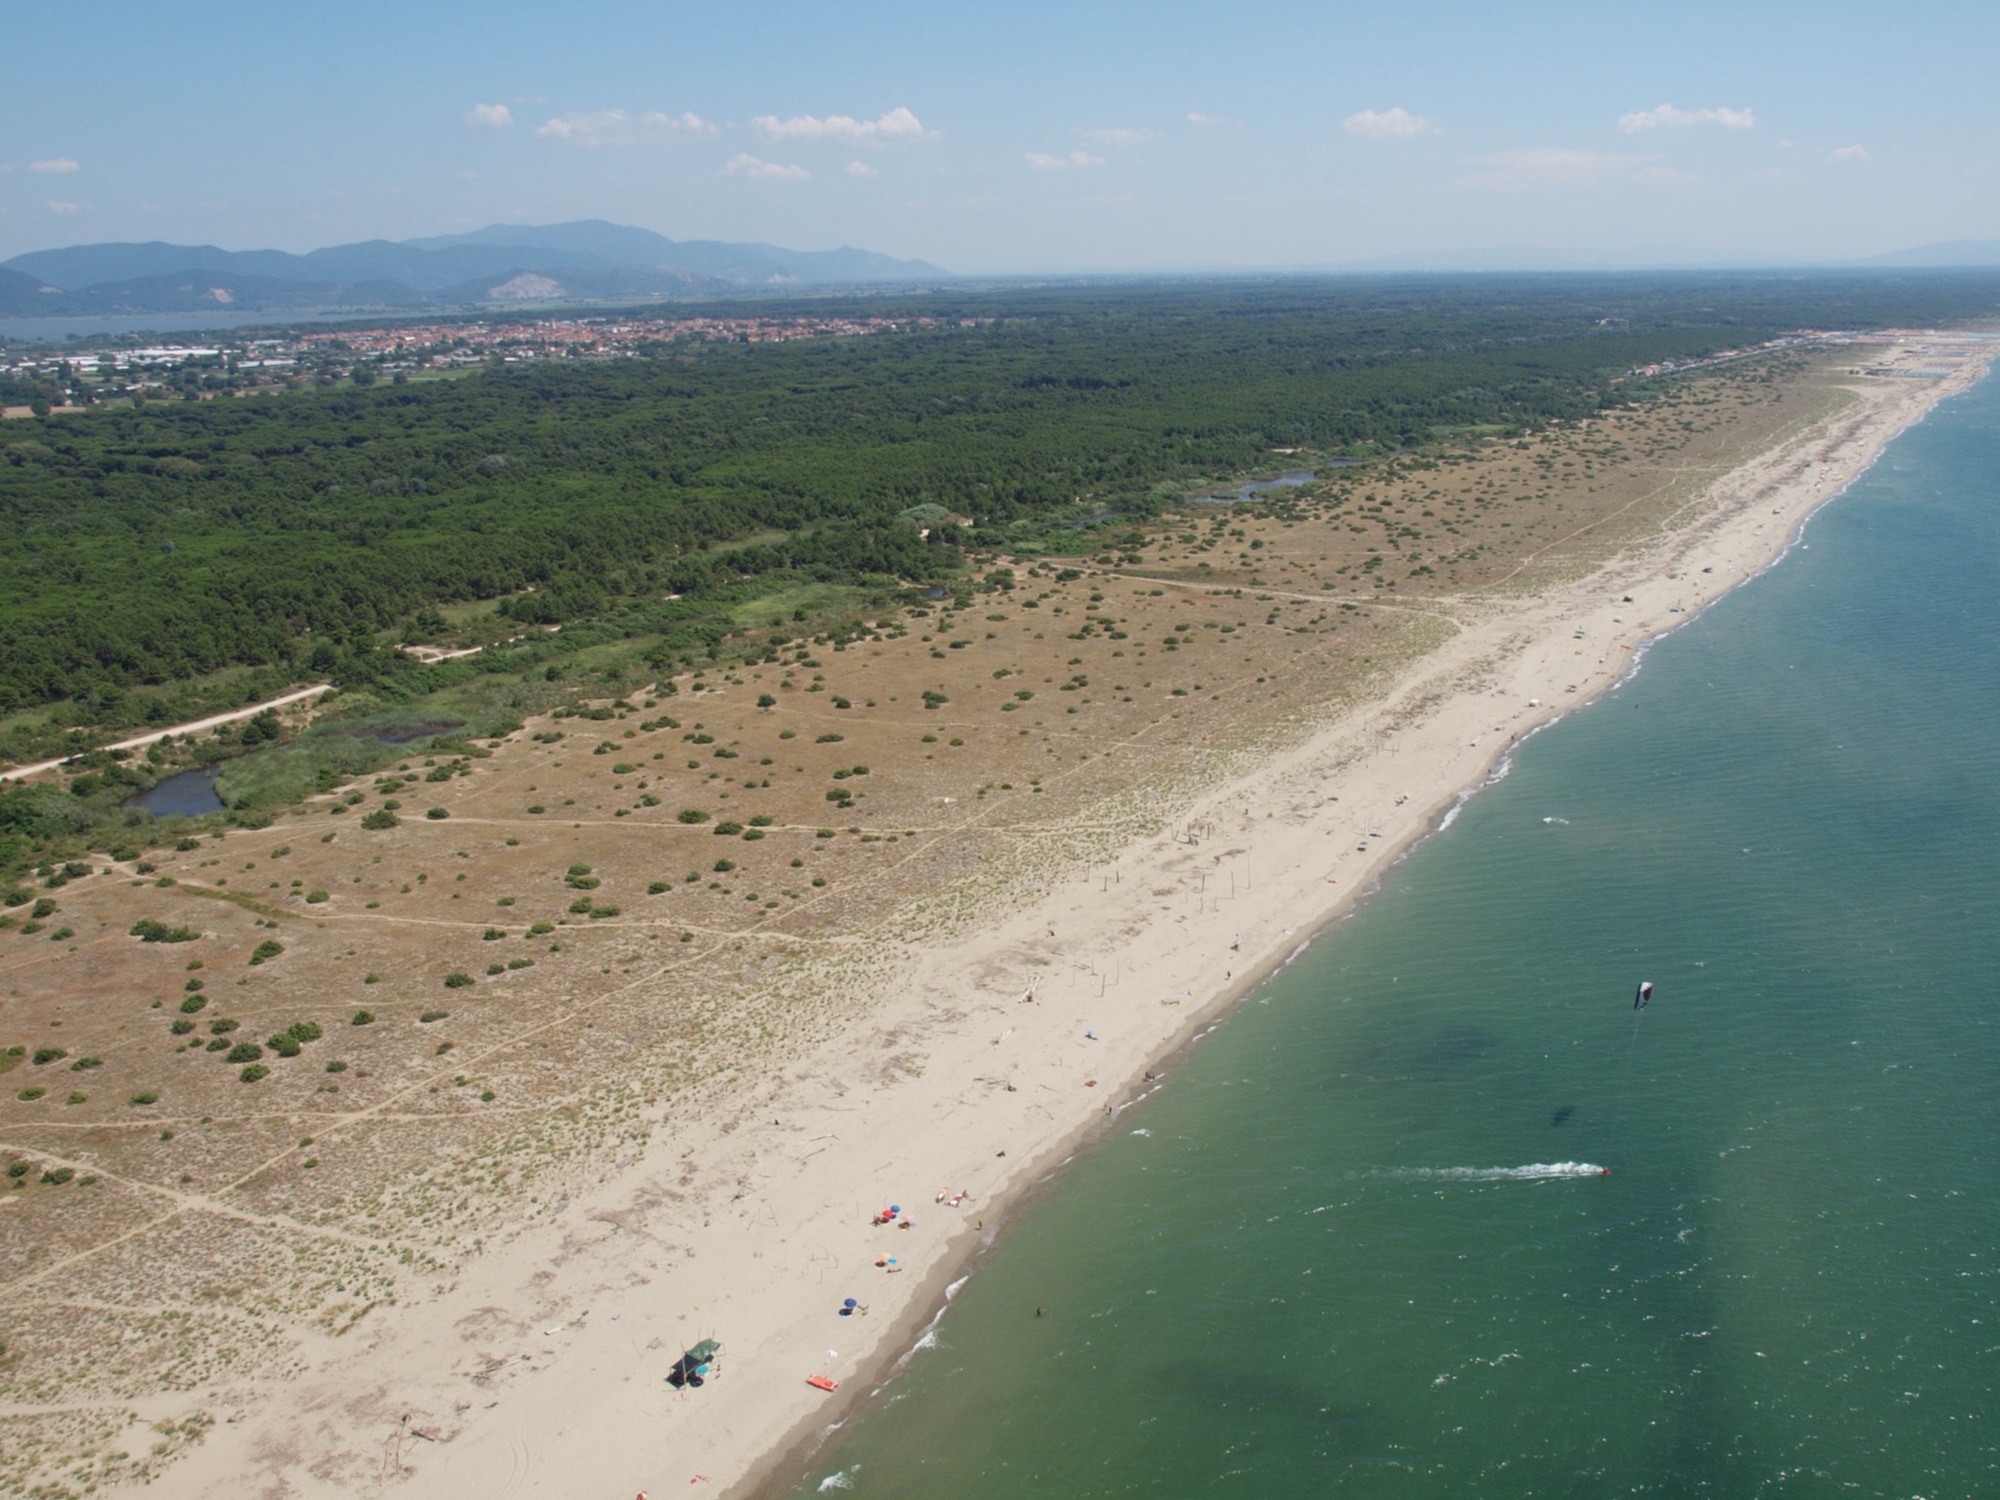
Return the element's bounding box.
[792,371,2000,1498]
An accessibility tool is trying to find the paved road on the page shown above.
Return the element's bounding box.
[0,683,334,782]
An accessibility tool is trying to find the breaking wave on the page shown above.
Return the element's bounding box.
[1385,1162,1608,1182]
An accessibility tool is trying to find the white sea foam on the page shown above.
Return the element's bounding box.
[1386,1162,1608,1182]
[818,1467,858,1492]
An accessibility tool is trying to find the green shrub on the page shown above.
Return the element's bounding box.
[568,896,594,914]
[528,921,555,935]
[483,928,505,940]
[326,1060,347,1073]
[69,1056,102,1072]
[647,881,669,894]
[713,858,735,873]
[305,891,329,904]
[31,898,57,919]
[180,995,208,1014]
[586,905,619,919]
[268,1035,301,1058]
[46,926,74,942]
[677,809,710,823]
[205,1038,231,1052]
[129,1092,159,1106]
[748,815,776,827]
[612,762,637,774]
[421,1008,450,1021]
[130,919,200,943]
[507,957,534,970]
[184,977,205,992]
[174,838,200,852]
[567,863,592,877]
[713,821,743,836]
[443,972,473,988]
[1,888,29,907]
[238,1064,269,1083]
[425,807,450,820]
[16,1086,45,1101]
[741,829,765,841]
[31,1047,66,1066]
[225,1042,263,1064]
[249,940,284,965]
[565,873,600,889]
[816,733,844,744]
[41,1166,74,1185]
[170,1019,195,1035]
[360,810,398,830]
[5,1161,26,1177]
[351,1010,375,1025]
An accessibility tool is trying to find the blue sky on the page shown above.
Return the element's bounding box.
[3,0,1995,271]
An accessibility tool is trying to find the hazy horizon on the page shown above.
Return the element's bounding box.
[5,0,1997,276]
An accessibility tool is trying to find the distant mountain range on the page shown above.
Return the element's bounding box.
[0,220,951,318]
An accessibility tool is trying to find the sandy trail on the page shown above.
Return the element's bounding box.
[0,683,333,782]
[140,345,1993,1500]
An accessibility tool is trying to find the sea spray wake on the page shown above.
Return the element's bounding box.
[1381,1162,1609,1183]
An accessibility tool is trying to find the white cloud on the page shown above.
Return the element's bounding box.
[1078,127,1158,148]
[536,108,717,147]
[1828,144,1872,163]
[1186,111,1240,128]
[1343,108,1440,138]
[751,107,932,146]
[1619,104,1755,133]
[463,103,514,129]
[843,159,880,178]
[1025,150,1106,171]
[47,200,81,213]
[641,110,721,140]
[1458,148,1635,190]
[724,152,809,181]
[28,158,80,173]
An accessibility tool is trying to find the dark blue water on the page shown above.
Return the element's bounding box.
[793,372,2000,1497]
[124,767,222,817]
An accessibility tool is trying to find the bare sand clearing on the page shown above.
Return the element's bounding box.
[3,337,1991,1499]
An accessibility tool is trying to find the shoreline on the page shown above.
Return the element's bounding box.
[139,339,1995,1500]
[738,339,1999,1500]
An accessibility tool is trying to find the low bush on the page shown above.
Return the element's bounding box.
[130,919,200,943]
[421,1008,450,1021]
[130,1092,159,1106]
[483,928,505,940]
[359,809,398,830]
[351,1010,375,1025]
[41,1166,74,1185]
[425,807,450,820]
[648,881,670,894]
[528,921,554,935]
[713,821,744,836]
[443,972,473,988]
[677,809,710,824]
[69,1056,102,1072]
[486,962,505,975]
[16,1086,46,1101]
[238,1064,269,1083]
[225,1042,263,1064]
[209,1018,238,1034]
[31,1047,66,1066]
[170,1019,195,1035]
[249,940,284,965]
[586,905,619,919]
[305,891,329,904]
[179,995,207,1014]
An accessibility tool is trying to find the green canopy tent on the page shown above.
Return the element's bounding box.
[666,1339,722,1389]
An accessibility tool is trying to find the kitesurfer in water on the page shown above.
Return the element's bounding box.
[1633,980,1655,1010]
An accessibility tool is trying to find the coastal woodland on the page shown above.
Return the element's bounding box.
[0,272,1990,1492]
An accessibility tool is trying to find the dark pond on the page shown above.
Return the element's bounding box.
[124,767,222,817]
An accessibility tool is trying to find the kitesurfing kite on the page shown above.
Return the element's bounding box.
[1633,981,1655,1010]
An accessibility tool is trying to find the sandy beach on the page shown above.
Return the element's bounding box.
[101,335,1990,1499]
